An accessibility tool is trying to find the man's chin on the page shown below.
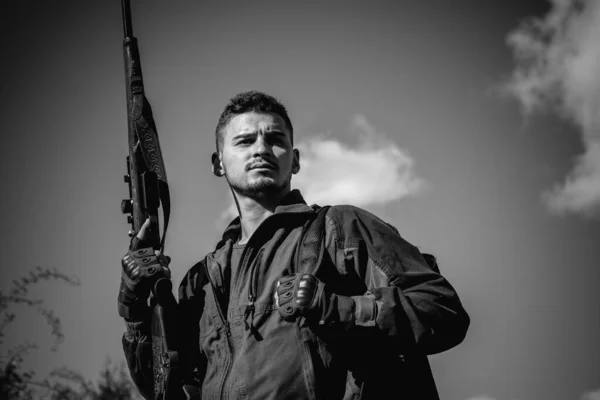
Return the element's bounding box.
[236,178,286,199]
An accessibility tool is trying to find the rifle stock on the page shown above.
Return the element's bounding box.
[119,1,181,398]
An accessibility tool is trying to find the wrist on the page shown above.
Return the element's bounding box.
[118,299,151,322]
[320,294,378,329]
[317,293,356,327]
[118,281,151,321]
[351,294,378,327]
[335,295,356,325]
[124,319,150,341]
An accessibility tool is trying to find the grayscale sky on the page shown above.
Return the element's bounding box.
[1,1,599,400]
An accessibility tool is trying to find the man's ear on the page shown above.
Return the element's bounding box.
[291,148,300,175]
[212,152,225,177]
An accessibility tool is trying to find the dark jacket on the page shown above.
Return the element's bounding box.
[123,190,470,399]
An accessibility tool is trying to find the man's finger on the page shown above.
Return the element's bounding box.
[129,219,153,251]
[156,252,171,264]
[136,218,152,240]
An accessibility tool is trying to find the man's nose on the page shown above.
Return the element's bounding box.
[252,134,271,155]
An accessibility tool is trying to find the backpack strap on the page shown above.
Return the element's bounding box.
[295,205,440,398]
[296,206,440,275]
[296,205,331,275]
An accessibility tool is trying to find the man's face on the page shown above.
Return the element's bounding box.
[214,112,299,199]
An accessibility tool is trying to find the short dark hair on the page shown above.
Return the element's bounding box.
[215,90,294,152]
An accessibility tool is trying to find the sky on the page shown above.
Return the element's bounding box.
[1,0,599,399]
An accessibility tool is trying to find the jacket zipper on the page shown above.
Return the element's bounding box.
[217,219,273,398]
[244,248,265,332]
[215,240,255,399]
[233,211,312,330]
[215,232,264,400]
[212,211,313,399]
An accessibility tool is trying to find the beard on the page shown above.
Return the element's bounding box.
[228,175,290,201]
[240,178,287,200]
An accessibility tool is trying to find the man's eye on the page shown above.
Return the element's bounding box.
[237,139,252,146]
[268,137,284,145]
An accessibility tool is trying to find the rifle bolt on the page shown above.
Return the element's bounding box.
[128,230,136,237]
[121,199,133,214]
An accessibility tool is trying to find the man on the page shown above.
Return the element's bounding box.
[119,91,470,399]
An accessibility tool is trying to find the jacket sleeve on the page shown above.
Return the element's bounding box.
[176,261,208,391]
[121,262,207,399]
[122,316,154,399]
[324,206,470,355]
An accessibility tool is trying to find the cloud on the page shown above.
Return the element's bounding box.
[503,0,600,216]
[581,389,600,400]
[293,114,426,207]
[218,114,426,224]
[464,389,600,400]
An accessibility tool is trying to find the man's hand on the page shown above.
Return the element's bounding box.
[276,274,325,322]
[118,218,171,321]
[276,273,355,327]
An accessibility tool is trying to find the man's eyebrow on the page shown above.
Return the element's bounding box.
[265,130,288,138]
[233,132,256,140]
[232,130,287,140]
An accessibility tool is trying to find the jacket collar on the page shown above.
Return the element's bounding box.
[218,189,314,248]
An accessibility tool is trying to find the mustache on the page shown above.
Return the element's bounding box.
[246,158,277,171]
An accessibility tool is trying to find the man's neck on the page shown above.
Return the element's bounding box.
[234,188,290,244]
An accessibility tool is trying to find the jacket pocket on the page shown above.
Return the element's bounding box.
[198,305,218,356]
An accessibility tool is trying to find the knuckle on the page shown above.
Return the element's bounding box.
[135,249,149,256]
[145,266,157,276]
[124,262,135,274]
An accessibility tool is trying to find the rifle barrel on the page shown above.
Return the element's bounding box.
[121,0,133,39]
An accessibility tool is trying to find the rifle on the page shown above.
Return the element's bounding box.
[119,1,181,398]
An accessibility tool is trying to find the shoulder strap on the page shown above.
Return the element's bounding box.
[296,205,331,275]
[296,206,440,275]
[295,205,441,399]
